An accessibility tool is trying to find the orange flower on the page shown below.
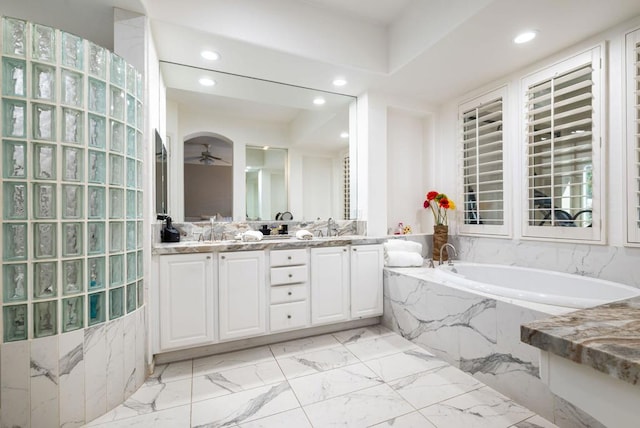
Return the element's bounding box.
[423,190,455,225]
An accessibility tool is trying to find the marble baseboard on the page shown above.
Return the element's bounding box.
[0,307,148,428]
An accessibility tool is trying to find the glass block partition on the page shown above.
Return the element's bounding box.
[1,16,144,343]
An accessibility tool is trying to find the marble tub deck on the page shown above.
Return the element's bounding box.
[522,295,640,387]
[85,326,556,428]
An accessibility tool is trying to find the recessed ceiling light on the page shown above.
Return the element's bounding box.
[262,146,270,150]
[333,78,347,87]
[340,132,349,139]
[514,30,537,44]
[313,97,326,105]
[201,50,220,61]
[198,77,215,87]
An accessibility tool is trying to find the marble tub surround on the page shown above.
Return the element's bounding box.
[152,219,366,244]
[521,296,640,387]
[381,267,597,426]
[85,327,556,427]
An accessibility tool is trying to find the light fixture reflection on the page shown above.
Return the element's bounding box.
[201,50,220,61]
[199,77,215,87]
[313,97,326,105]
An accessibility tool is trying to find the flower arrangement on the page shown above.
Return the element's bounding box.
[423,191,456,225]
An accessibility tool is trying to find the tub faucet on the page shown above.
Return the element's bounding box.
[439,243,458,266]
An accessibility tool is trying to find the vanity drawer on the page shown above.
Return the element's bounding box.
[270,265,308,285]
[270,301,309,332]
[270,249,307,267]
[271,283,308,304]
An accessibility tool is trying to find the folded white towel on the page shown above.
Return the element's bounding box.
[384,239,422,254]
[385,251,424,267]
[242,230,263,242]
[295,230,313,240]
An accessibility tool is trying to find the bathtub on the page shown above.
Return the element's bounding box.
[435,262,640,309]
[382,264,640,424]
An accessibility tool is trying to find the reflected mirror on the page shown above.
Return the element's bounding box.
[160,61,356,222]
[246,146,287,221]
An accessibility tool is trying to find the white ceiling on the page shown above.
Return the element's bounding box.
[296,0,412,25]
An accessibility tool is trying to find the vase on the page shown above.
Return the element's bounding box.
[432,224,449,261]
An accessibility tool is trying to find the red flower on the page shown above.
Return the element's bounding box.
[423,200,430,209]
[439,198,450,209]
[426,191,438,201]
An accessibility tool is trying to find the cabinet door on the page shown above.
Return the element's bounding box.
[159,253,215,351]
[218,251,266,341]
[310,246,349,325]
[350,244,384,318]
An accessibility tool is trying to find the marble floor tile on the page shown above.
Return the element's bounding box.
[510,415,559,428]
[190,381,299,427]
[419,386,535,428]
[288,362,383,405]
[193,346,274,376]
[87,378,192,424]
[276,345,360,379]
[332,325,395,345]
[237,408,312,428]
[364,348,449,382]
[146,359,193,385]
[345,333,418,361]
[85,403,191,427]
[389,364,483,409]
[370,411,436,428]
[303,383,414,427]
[192,360,285,402]
[269,334,341,359]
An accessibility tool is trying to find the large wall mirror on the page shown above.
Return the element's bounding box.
[160,61,357,222]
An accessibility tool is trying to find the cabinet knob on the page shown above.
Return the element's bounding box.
[288,291,292,296]
[221,255,225,259]
[288,273,293,278]
[287,315,292,319]
[287,256,292,260]
[353,248,357,251]
[206,256,211,259]
[343,248,347,252]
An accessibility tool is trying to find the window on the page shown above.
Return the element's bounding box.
[458,88,508,236]
[627,29,640,244]
[522,47,603,242]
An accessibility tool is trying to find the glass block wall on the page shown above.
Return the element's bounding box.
[1,16,144,342]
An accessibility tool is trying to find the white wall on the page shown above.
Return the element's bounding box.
[386,108,429,233]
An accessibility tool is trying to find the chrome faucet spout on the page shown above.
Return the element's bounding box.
[439,243,458,265]
[327,217,335,237]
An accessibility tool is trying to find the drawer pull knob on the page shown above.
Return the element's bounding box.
[288,256,292,260]
[288,291,292,296]
[287,315,292,319]
[221,255,226,259]
[288,273,293,278]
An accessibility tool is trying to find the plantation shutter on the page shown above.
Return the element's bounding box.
[522,46,602,242]
[627,29,640,244]
[458,88,508,237]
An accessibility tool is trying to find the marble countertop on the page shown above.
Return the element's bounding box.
[153,235,386,254]
[521,295,640,387]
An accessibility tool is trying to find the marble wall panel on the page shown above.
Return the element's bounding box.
[30,336,59,428]
[59,330,85,428]
[106,318,124,411]
[84,324,107,422]
[1,341,30,427]
[123,311,137,398]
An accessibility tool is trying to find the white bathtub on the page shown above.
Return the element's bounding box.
[435,262,640,309]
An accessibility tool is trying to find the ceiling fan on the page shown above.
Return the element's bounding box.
[184,143,227,165]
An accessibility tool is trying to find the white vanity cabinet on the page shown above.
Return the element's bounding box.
[158,253,215,350]
[350,244,384,318]
[269,249,310,332]
[218,250,266,341]
[310,246,350,325]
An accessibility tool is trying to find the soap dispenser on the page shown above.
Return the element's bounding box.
[157,214,180,242]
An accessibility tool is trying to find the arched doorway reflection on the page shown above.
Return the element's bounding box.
[183,132,233,221]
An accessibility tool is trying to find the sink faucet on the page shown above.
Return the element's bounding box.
[439,243,458,266]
